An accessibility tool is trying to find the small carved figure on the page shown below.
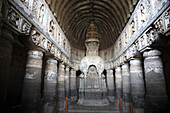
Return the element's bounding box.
[140,4,145,23]
[21,0,29,8]
[31,30,41,46]
[22,22,31,34]
[47,41,51,52]
[41,38,46,48]
[50,44,55,55]
[39,4,45,24]
[7,8,20,28]
[49,20,55,36]
[125,32,127,44]
[164,11,170,29]
[131,20,135,35]
[58,33,60,44]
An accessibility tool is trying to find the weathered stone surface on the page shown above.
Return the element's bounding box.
[65,65,70,98]
[130,58,145,113]
[115,66,122,99]
[122,63,130,113]
[70,69,77,102]
[0,29,13,108]
[143,49,169,113]
[57,62,65,113]
[21,50,43,113]
[106,69,115,103]
[42,58,58,113]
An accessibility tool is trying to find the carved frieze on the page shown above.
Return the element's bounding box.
[6,5,31,34]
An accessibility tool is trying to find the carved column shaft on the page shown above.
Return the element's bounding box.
[106,69,115,103]
[57,62,65,113]
[65,65,70,98]
[115,66,122,99]
[70,68,77,102]
[122,63,130,113]
[43,58,58,113]
[21,50,43,113]
[130,58,145,113]
[0,30,13,106]
[143,49,169,112]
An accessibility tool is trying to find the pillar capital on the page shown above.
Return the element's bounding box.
[143,49,161,58]
[27,50,43,59]
[46,57,58,64]
[130,51,141,59]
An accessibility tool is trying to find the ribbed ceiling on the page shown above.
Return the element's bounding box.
[46,0,139,49]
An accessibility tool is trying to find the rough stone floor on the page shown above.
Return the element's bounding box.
[68,101,120,113]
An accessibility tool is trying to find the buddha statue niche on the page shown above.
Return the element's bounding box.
[78,21,109,106]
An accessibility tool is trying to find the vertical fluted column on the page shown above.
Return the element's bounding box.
[143,49,169,112]
[57,62,65,113]
[130,57,145,113]
[0,30,13,107]
[122,63,130,113]
[70,68,77,102]
[115,66,122,100]
[106,69,115,103]
[22,50,43,113]
[43,58,58,113]
[65,65,70,99]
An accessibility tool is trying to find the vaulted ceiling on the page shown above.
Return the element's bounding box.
[46,0,139,49]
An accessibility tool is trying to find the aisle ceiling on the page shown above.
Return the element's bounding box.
[46,0,139,49]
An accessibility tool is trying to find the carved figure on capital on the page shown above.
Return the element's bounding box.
[21,20,31,34]
[7,8,20,29]
[50,43,55,55]
[47,41,51,52]
[31,30,41,46]
[146,29,158,45]
[155,18,164,33]
[130,44,138,57]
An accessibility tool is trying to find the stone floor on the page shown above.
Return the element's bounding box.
[68,100,120,113]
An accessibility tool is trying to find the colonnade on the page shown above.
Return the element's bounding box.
[19,49,77,113]
[106,49,169,113]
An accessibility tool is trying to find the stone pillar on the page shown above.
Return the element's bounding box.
[70,68,77,102]
[21,50,43,113]
[77,73,84,105]
[130,57,145,113]
[143,49,169,112]
[106,69,115,103]
[0,0,3,35]
[42,57,58,113]
[65,65,70,99]
[57,62,65,113]
[115,66,122,99]
[0,29,13,107]
[122,63,130,113]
